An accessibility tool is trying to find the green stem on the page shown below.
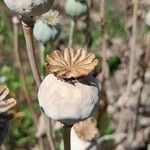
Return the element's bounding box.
[40,43,47,79]
[63,126,71,150]
[40,43,56,150]
[68,19,75,48]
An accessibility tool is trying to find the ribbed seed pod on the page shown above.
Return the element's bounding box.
[38,48,99,125]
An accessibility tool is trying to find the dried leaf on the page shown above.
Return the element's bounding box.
[0,85,16,113]
[46,48,98,79]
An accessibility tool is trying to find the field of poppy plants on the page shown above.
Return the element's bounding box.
[0,0,150,150]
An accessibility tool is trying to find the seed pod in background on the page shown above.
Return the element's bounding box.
[145,10,150,27]
[38,48,99,125]
[65,0,88,19]
[3,0,55,16]
[33,10,61,44]
[71,118,98,150]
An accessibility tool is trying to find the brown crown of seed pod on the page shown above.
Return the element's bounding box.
[0,85,16,113]
[45,48,98,79]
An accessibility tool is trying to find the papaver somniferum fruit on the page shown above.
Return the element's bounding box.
[0,85,16,146]
[71,118,98,150]
[33,10,61,44]
[38,48,99,125]
[145,10,150,27]
[65,0,88,18]
[3,0,54,16]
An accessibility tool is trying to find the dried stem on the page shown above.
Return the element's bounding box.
[97,0,109,130]
[39,44,56,150]
[45,117,56,150]
[117,0,139,133]
[12,16,38,126]
[68,19,75,48]
[84,0,93,50]
[133,34,150,138]
[22,21,41,88]
[12,16,44,150]
[63,125,71,150]
[126,0,139,99]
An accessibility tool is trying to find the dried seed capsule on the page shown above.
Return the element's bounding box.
[3,0,54,16]
[38,48,99,125]
[145,10,150,26]
[38,74,99,125]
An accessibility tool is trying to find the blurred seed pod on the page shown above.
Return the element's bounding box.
[33,10,61,44]
[71,118,98,150]
[145,10,150,26]
[65,0,88,19]
[3,0,54,16]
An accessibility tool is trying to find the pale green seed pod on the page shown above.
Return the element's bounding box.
[33,10,61,43]
[65,0,88,18]
[33,20,61,43]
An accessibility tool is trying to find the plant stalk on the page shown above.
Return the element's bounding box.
[13,15,38,129]
[22,21,41,88]
[13,16,44,150]
[39,43,56,150]
[63,125,71,150]
[126,0,139,100]
[117,0,139,133]
[97,0,109,130]
[40,44,47,79]
[68,19,75,48]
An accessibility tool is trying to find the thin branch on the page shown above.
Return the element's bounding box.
[63,125,71,150]
[12,16,38,127]
[39,44,56,150]
[117,0,139,133]
[12,16,44,150]
[126,0,138,99]
[22,21,41,88]
[68,19,75,48]
[97,0,109,130]
[133,34,150,138]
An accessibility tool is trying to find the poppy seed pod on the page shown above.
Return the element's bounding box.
[33,20,61,43]
[33,10,61,43]
[65,0,88,18]
[0,85,16,114]
[145,10,150,26]
[71,118,98,150]
[3,0,54,16]
[38,48,99,125]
